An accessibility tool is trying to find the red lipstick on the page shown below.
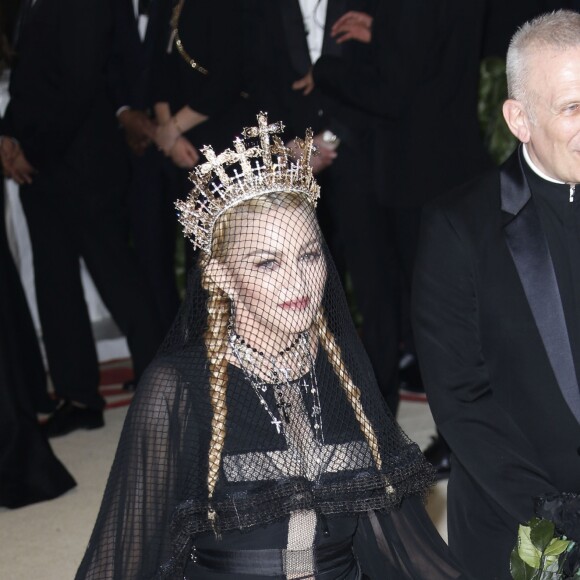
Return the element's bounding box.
[280,296,310,310]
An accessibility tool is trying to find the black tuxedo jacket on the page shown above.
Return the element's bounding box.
[108,0,159,111]
[412,147,580,579]
[313,0,491,207]
[243,0,374,141]
[4,0,122,173]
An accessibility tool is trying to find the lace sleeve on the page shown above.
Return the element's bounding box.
[354,495,472,579]
[76,362,195,580]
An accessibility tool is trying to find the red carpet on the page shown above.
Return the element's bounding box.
[99,359,134,410]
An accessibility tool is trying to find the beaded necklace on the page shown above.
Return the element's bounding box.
[228,322,324,443]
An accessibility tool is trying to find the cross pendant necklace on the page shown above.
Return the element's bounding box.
[271,418,283,434]
[276,400,292,423]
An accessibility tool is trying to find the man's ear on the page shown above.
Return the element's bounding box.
[205,259,234,298]
[502,99,532,143]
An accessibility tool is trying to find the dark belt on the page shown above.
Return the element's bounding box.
[193,538,355,576]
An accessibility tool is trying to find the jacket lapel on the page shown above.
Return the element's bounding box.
[321,0,345,57]
[501,147,580,423]
[280,1,312,75]
[143,0,157,48]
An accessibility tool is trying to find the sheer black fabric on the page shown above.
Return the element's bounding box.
[77,116,466,579]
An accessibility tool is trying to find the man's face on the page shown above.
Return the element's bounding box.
[525,46,580,184]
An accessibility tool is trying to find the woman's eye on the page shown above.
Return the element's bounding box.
[565,103,580,114]
[301,250,321,262]
[256,259,277,270]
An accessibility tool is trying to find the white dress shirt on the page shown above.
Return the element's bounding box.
[132,0,149,42]
[298,0,328,64]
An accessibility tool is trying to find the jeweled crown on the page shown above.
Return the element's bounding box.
[175,112,320,253]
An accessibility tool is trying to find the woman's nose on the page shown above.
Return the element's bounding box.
[281,263,305,292]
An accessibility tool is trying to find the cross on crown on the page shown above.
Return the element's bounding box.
[175,112,321,253]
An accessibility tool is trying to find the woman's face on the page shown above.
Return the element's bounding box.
[213,203,327,351]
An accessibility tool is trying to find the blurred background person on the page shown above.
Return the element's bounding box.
[149,0,254,269]
[0,171,76,508]
[242,1,409,419]
[0,12,75,509]
[0,0,163,437]
[312,0,492,473]
[108,0,182,336]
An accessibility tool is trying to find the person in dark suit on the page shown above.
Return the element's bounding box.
[108,0,181,334]
[0,17,76,508]
[0,0,163,437]
[243,1,416,414]
[151,0,253,169]
[412,10,580,579]
[310,0,491,415]
[243,1,372,138]
[147,0,256,274]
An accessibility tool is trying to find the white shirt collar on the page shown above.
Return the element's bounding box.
[522,144,566,185]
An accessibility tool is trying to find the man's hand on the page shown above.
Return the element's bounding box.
[286,132,338,176]
[0,136,20,166]
[2,152,36,185]
[311,132,338,174]
[9,152,36,184]
[0,138,36,184]
[331,11,373,44]
[169,136,199,169]
[118,109,156,156]
[292,69,315,96]
[155,119,181,155]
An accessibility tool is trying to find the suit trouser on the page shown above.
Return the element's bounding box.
[19,162,163,410]
[320,137,422,415]
[127,147,181,334]
[447,464,515,580]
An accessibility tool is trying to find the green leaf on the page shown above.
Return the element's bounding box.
[531,519,555,552]
[511,546,527,579]
[544,538,571,559]
[511,547,540,580]
[519,525,542,569]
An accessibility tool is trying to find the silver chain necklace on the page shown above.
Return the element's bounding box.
[228,322,324,442]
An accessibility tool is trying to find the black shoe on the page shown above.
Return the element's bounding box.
[41,400,104,438]
[423,436,451,480]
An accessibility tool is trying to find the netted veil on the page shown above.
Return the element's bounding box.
[76,113,434,579]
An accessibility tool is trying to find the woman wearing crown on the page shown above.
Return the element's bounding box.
[76,114,468,579]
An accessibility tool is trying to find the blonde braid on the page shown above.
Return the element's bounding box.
[200,269,230,525]
[315,315,383,472]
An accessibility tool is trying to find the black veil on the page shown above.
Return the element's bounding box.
[76,114,466,580]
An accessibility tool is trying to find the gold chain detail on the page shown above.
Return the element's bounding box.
[171,0,209,75]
